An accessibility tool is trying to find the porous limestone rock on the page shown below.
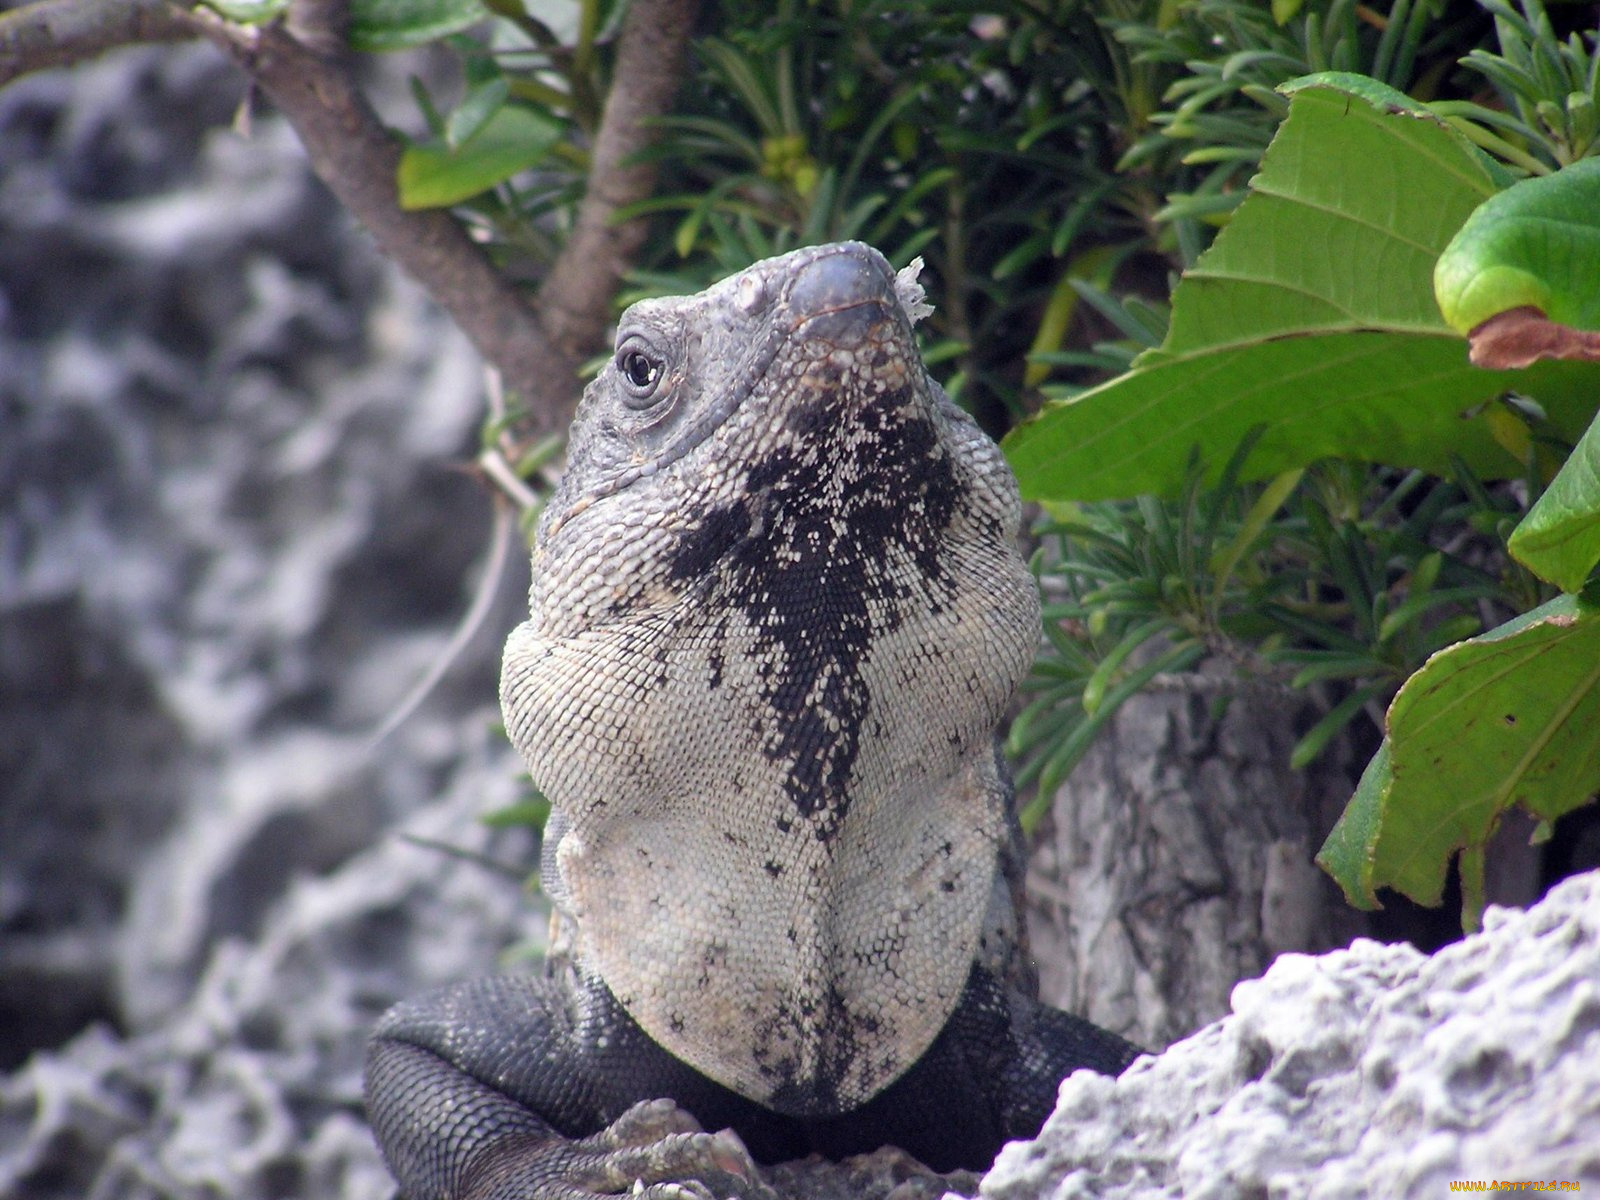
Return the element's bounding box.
[0,729,537,1200]
[984,869,1600,1200]
[0,38,513,1056]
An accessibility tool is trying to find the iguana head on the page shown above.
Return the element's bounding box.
[501,242,1039,1115]
[528,241,1000,631]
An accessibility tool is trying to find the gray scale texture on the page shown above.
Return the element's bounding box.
[500,242,1041,1114]
[0,40,538,1200]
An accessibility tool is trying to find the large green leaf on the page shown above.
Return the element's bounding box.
[398,104,563,210]
[1317,592,1600,918]
[1434,157,1600,336]
[1005,76,1600,501]
[1152,75,1496,360]
[1509,411,1600,592]
[1316,740,1391,909]
[1012,334,1600,500]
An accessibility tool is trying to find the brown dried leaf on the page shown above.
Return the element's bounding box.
[1468,305,1600,369]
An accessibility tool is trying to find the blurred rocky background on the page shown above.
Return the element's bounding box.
[0,39,541,1198]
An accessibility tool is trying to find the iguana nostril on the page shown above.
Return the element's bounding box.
[789,244,896,342]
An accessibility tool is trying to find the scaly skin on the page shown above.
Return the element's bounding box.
[366,243,1138,1200]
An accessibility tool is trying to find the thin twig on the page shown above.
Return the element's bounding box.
[398,832,529,880]
[479,365,544,512]
[479,450,542,513]
[366,491,517,747]
[0,0,201,87]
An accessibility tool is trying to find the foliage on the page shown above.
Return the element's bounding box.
[398,102,564,208]
[1450,0,1600,168]
[1105,0,1469,227]
[1434,156,1600,336]
[315,0,1600,923]
[382,0,638,268]
[1319,590,1600,923]
[1006,51,1600,928]
[1512,409,1600,593]
[1013,451,1521,828]
[1006,77,1599,503]
[383,0,1471,421]
[200,0,491,50]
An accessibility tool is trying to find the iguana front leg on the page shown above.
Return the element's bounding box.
[365,965,1140,1199]
[364,975,777,1200]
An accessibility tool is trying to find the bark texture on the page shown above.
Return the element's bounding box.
[1027,667,1367,1051]
[0,0,196,86]
[537,0,699,361]
[1026,661,1555,1052]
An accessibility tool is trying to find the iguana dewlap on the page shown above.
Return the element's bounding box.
[366,243,1136,1200]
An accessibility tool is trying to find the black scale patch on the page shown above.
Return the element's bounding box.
[666,382,964,844]
[753,982,886,1114]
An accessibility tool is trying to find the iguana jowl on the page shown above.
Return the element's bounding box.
[365,242,1137,1199]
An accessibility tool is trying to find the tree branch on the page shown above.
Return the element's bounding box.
[192,0,580,433]
[537,0,700,360]
[2,0,702,435]
[0,0,199,88]
[283,0,348,57]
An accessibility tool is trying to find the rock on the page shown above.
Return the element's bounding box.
[0,34,545,1200]
[0,728,539,1199]
[982,869,1600,1199]
[0,37,520,1058]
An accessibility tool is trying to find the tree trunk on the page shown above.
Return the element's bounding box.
[1025,665,1369,1051]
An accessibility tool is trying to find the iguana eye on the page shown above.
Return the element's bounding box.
[622,351,659,389]
[615,337,666,407]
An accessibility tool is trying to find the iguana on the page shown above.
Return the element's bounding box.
[365,242,1138,1200]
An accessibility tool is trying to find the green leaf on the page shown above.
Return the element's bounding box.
[1081,618,1168,715]
[1508,410,1600,592]
[1316,740,1390,909]
[201,0,487,49]
[1434,157,1600,336]
[1290,682,1381,770]
[448,76,511,148]
[398,104,563,209]
[199,0,287,20]
[1318,593,1600,913]
[1009,333,1598,502]
[482,794,551,830]
[1004,78,1600,502]
[350,0,489,51]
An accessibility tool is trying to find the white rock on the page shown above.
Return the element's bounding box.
[984,870,1600,1200]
